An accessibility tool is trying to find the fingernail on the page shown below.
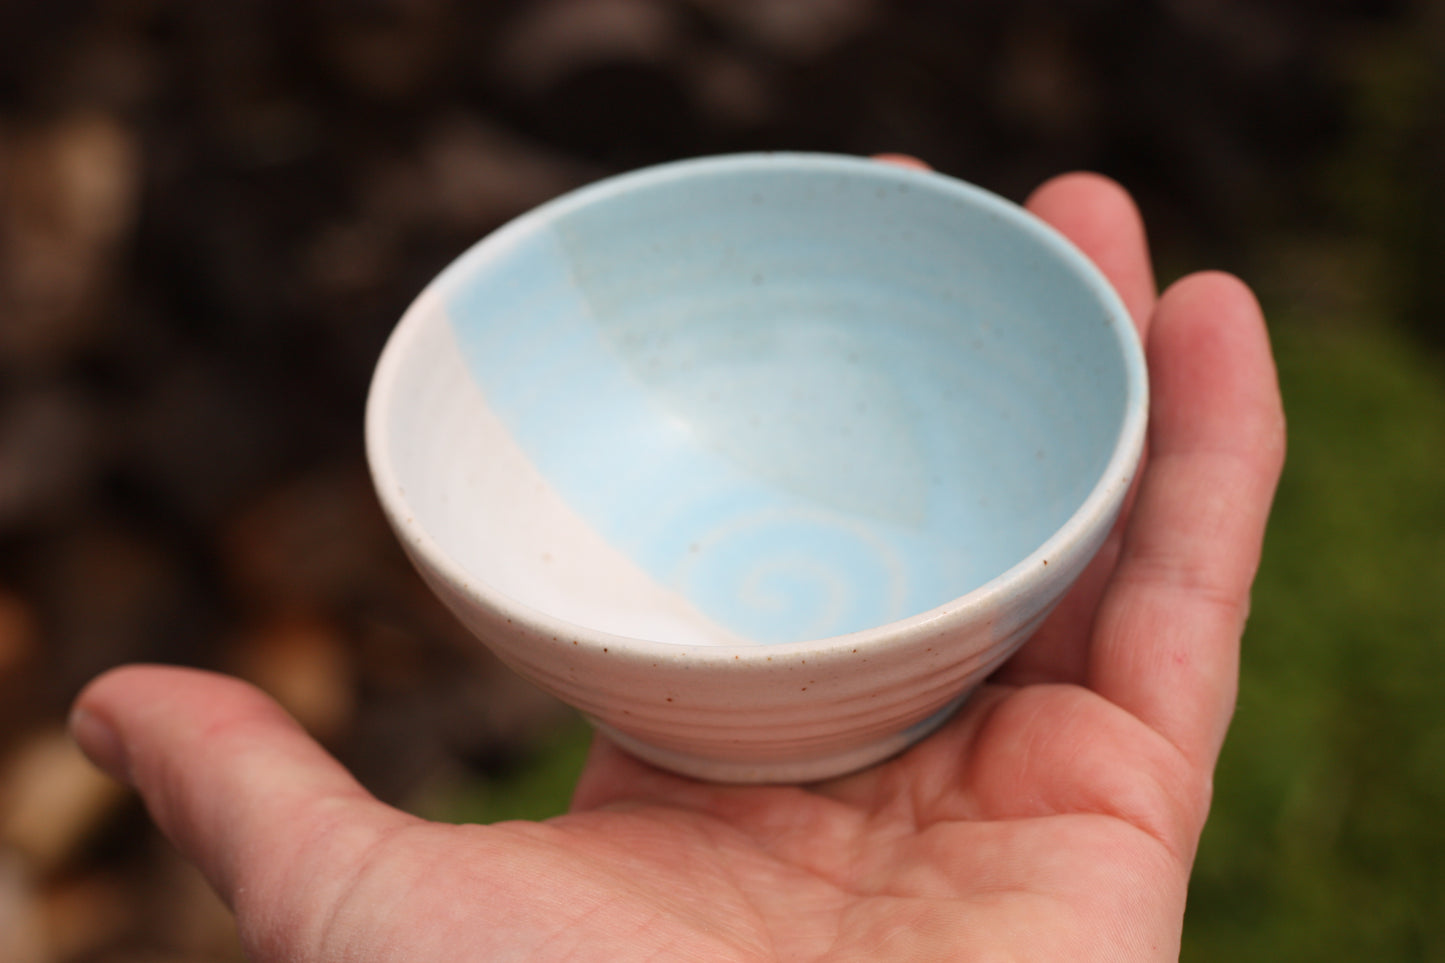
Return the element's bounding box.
[69,705,132,785]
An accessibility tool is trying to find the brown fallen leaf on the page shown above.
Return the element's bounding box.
[227,610,357,743]
[0,728,128,875]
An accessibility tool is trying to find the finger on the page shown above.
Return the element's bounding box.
[1087,272,1285,768]
[872,152,932,170]
[877,165,1155,330]
[1025,172,1157,333]
[997,174,1158,685]
[70,665,409,914]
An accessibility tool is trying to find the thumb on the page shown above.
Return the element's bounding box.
[69,665,412,946]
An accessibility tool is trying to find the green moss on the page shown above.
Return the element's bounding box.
[1184,318,1445,961]
[420,714,596,825]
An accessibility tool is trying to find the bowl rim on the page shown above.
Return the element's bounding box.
[365,151,1149,664]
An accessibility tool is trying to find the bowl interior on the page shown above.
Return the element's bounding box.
[371,156,1138,647]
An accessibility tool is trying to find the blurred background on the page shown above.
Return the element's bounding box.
[0,1,1441,960]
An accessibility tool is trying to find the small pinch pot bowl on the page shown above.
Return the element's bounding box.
[365,153,1147,784]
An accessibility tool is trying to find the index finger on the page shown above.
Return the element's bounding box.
[1025,172,1157,334]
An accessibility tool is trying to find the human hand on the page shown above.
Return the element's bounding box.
[70,169,1285,962]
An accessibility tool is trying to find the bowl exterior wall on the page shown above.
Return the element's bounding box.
[391,495,1112,783]
[367,153,1146,783]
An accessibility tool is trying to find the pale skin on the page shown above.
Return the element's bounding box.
[70,165,1286,962]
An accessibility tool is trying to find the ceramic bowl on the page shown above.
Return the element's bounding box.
[365,153,1147,783]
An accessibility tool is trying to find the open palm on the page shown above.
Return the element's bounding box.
[71,171,1285,962]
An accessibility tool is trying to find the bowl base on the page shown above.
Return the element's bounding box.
[592,690,973,784]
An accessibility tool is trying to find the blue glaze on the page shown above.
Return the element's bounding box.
[437,154,1136,644]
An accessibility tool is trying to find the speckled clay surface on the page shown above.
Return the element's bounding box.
[366,153,1147,783]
